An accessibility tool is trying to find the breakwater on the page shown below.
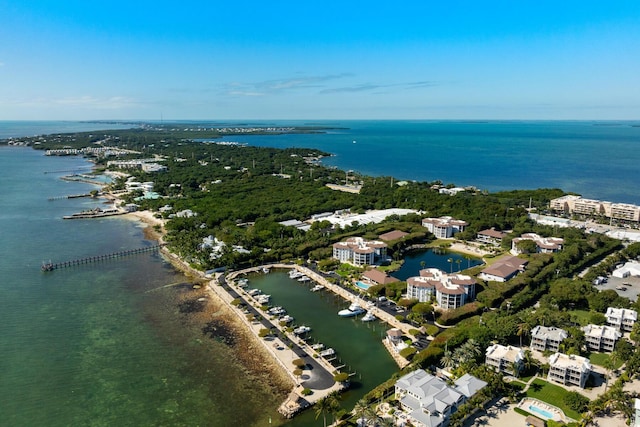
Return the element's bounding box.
[42,244,164,271]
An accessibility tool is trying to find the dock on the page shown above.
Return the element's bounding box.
[41,244,164,271]
[48,193,95,201]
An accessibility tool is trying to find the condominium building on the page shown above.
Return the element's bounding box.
[485,344,524,376]
[606,307,638,332]
[548,352,591,388]
[422,216,468,239]
[394,369,486,427]
[582,324,622,353]
[332,237,387,266]
[406,268,476,310]
[550,195,640,222]
[476,228,508,246]
[530,326,568,352]
[478,255,528,282]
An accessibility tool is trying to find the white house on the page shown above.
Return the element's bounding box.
[478,255,528,282]
[530,326,568,352]
[582,324,622,353]
[332,236,387,266]
[485,344,524,376]
[511,233,564,255]
[394,369,486,427]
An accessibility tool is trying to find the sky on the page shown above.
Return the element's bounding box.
[1,1,639,120]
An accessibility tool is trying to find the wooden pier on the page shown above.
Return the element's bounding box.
[48,193,94,201]
[42,244,164,271]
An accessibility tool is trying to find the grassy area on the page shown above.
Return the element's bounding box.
[589,352,624,369]
[525,379,583,421]
[567,309,593,326]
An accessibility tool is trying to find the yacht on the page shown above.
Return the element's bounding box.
[288,270,303,279]
[279,315,294,323]
[310,284,325,292]
[268,306,286,315]
[311,343,325,351]
[338,301,366,317]
[293,325,311,335]
[361,311,376,322]
[319,348,335,358]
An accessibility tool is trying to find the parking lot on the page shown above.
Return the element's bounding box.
[596,274,640,302]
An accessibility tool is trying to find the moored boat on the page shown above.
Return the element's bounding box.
[319,348,335,358]
[361,311,376,322]
[338,302,366,317]
[293,325,311,335]
[310,284,325,292]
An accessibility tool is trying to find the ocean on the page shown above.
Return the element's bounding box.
[216,120,640,205]
[1,120,638,426]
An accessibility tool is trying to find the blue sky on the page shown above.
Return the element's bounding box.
[1,1,639,120]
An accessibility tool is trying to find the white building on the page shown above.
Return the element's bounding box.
[612,261,640,278]
[530,326,568,353]
[394,369,486,427]
[332,237,387,266]
[550,195,640,222]
[422,216,468,239]
[511,233,564,255]
[485,344,524,376]
[478,255,528,282]
[606,307,638,332]
[406,268,476,310]
[548,352,591,388]
[582,324,622,353]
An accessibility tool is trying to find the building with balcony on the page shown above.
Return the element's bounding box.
[582,324,622,353]
[422,216,468,239]
[485,344,524,376]
[394,369,486,427]
[332,237,387,266]
[478,255,528,283]
[606,307,638,332]
[530,326,568,353]
[406,268,476,310]
[511,233,564,255]
[548,352,591,388]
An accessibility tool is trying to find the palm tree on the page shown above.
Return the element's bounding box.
[447,257,453,273]
[353,399,369,426]
[455,258,462,272]
[441,350,456,369]
[517,322,531,348]
[326,391,342,426]
[315,396,332,427]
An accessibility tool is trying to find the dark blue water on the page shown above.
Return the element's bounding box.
[393,249,482,281]
[218,120,640,205]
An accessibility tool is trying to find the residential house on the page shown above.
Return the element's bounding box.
[478,255,528,282]
[406,268,476,310]
[476,228,508,246]
[530,326,568,353]
[361,269,400,286]
[394,369,487,427]
[386,328,407,354]
[582,324,622,353]
[547,352,591,388]
[422,216,468,239]
[511,233,564,255]
[485,344,524,376]
[605,307,638,332]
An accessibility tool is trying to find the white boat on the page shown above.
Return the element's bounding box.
[311,343,325,350]
[298,276,311,282]
[361,311,376,322]
[237,278,249,287]
[310,284,325,292]
[256,294,271,304]
[288,270,303,279]
[338,302,366,317]
[293,325,311,335]
[247,288,260,296]
[268,306,286,315]
[319,348,335,357]
[262,267,270,274]
[279,315,294,323]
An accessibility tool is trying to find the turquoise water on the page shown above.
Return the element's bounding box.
[218,120,640,205]
[355,281,372,290]
[0,146,286,426]
[529,404,553,419]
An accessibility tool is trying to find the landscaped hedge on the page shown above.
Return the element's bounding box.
[437,302,485,326]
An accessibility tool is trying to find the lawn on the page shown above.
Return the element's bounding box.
[566,309,595,326]
[525,379,583,421]
[589,352,624,369]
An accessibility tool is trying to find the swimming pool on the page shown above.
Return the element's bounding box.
[528,405,553,420]
[355,281,371,290]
